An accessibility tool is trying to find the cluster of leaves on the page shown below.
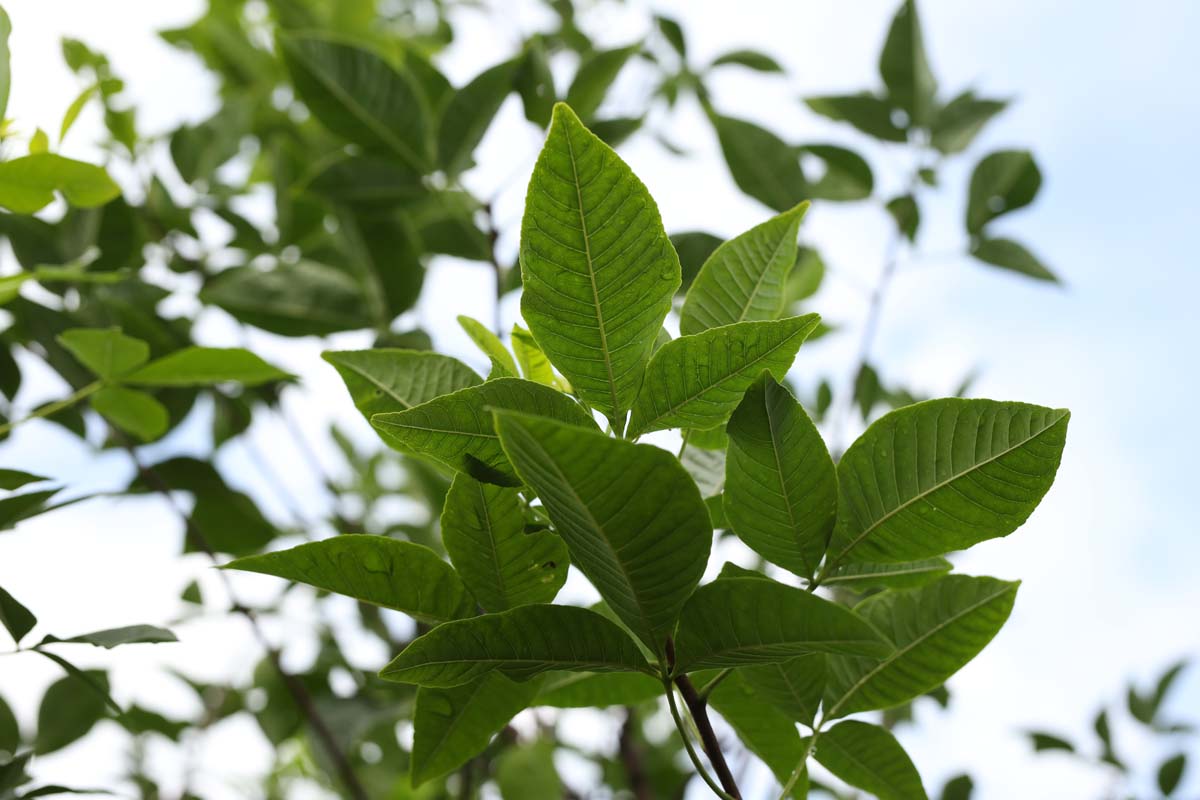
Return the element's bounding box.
[0,0,1078,797]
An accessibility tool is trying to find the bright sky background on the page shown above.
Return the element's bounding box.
[1,1,1198,798]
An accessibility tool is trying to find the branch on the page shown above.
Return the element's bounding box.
[619,707,653,800]
[122,438,370,800]
[675,674,742,799]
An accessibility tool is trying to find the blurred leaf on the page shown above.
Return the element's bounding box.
[655,16,686,57]
[90,386,168,442]
[305,155,426,209]
[1027,731,1074,753]
[201,261,373,336]
[887,194,920,241]
[1093,709,1124,770]
[0,5,10,120]
[535,672,661,708]
[0,692,17,756]
[711,49,783,73]
[510,324,565,390]
[0,154,119,214]
[124,347,289,387]
[56,328,148,380]
[514,39,555,128]
[35,670,109,754]
[0,584,35,644]
[566,45,638,121]
[815,720,927,800]
[588,116,642,147]
[457,315,517,377]
[966,150,1042,234]
[931,91,1007,154]
[438,58,518,176]
[1128,660,1187,728]
[805,94,907,142]
[0,490,61,532]
[670,231,723,293]
[1158,753,1186,796]
[46,625,175,648]
[879,0,937,128]
[0,470,46,491]
[940,774,974,800]
[280,34,428,168]
[59,84,99,144]
[28,129,49,155]
[971,237,1058,283]
[785,247,825,304]
[712,113,805,211]
[798,144,874,201]
[496,741,562,799]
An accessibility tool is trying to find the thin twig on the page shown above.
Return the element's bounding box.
[121,437,369,800]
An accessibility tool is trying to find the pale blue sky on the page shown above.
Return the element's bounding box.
[0,1,1197,798]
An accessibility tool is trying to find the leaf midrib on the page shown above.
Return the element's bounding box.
[832,409,1068,565]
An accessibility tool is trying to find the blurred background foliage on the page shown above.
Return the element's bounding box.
[0,0,1189,798]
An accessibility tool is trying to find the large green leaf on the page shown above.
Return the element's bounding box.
[965,150,1042,234]
[441,474,568,611]
[626,314,820,438]
[124,347,290,387]
[494,412,710,651]
[708,673,807,797]
[814,720,927,800]
[679,202,808,335]
[412,674,540,786]
[827,399,1069,566]
[200,261,374,336]
[57,328,149,380]
[0,154,120,214]
[741,654,826,727]
[371,378,597,485]
[798,144,875,202]
[879,0,937,128]
[535,671,661,708]
[279,34,428,168]
[381,604,649,687]
[225,536,474,624]
[35,670,109,754]
[673,577,890,672]
[90,386,168,442]
[824,575,1018,718]
[0,584,35,644]
[724,373,835,578]
[323,349,481,421]
[711,113,805,212]
[519,103,679,424]
[438,58,518,176]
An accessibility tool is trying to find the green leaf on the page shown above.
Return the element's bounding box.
[57,328,149,380]
[724,373,835,578]
[371,378,597,485]
[89,386,168,442]
[412,674,540,786]
[49,625,176,648]
[824,575,1019,718]
[821,558,953,591]
[496,741,562,800]
[0,470,47,491]
[565,46,637,121]
[457,315,518,378]
[680,202,808,334]
[535,671,661,708]
[511,324,566,391]
[1027,731,1074,752]
[931,91,1007,154]
[626,314,821,438]
[0,584,35,644]
[322,349,481,422]
[0,692,17,757]
[514,40,555,128]
[380,604,649,687]
[200,261,374,336]
[0,490,59,533]
[805,95,907,142]
[671,231,723,293]
[879,0,938,128]
[798,144,874,201]
[656,16,686,56]
[741,654,826,726]
[441,474,568,611]
[940,774,974,800]
[495,412,710,651]
[124,347,290,387]
[0,5,10,121]
[814,720,927,800]
[438,58,518,176]
[971,237,1058,283]
[305,155,426,209]
[711,113,805,212]
[785,247,825,306]
[966,150,1042,234]
[0,154,120,214]
[519,103,678,424]
[279,34,428,168]
[708,673,807,796]
[225,536,475,624]
[827,399,1069,566]
[1158,753,1186,796]
[35,670,109,754]
[674,577,891,671]
[887,194,921,242]
[28,129,49,155]
[710,49,784,73]
[1128,660,1187,727]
